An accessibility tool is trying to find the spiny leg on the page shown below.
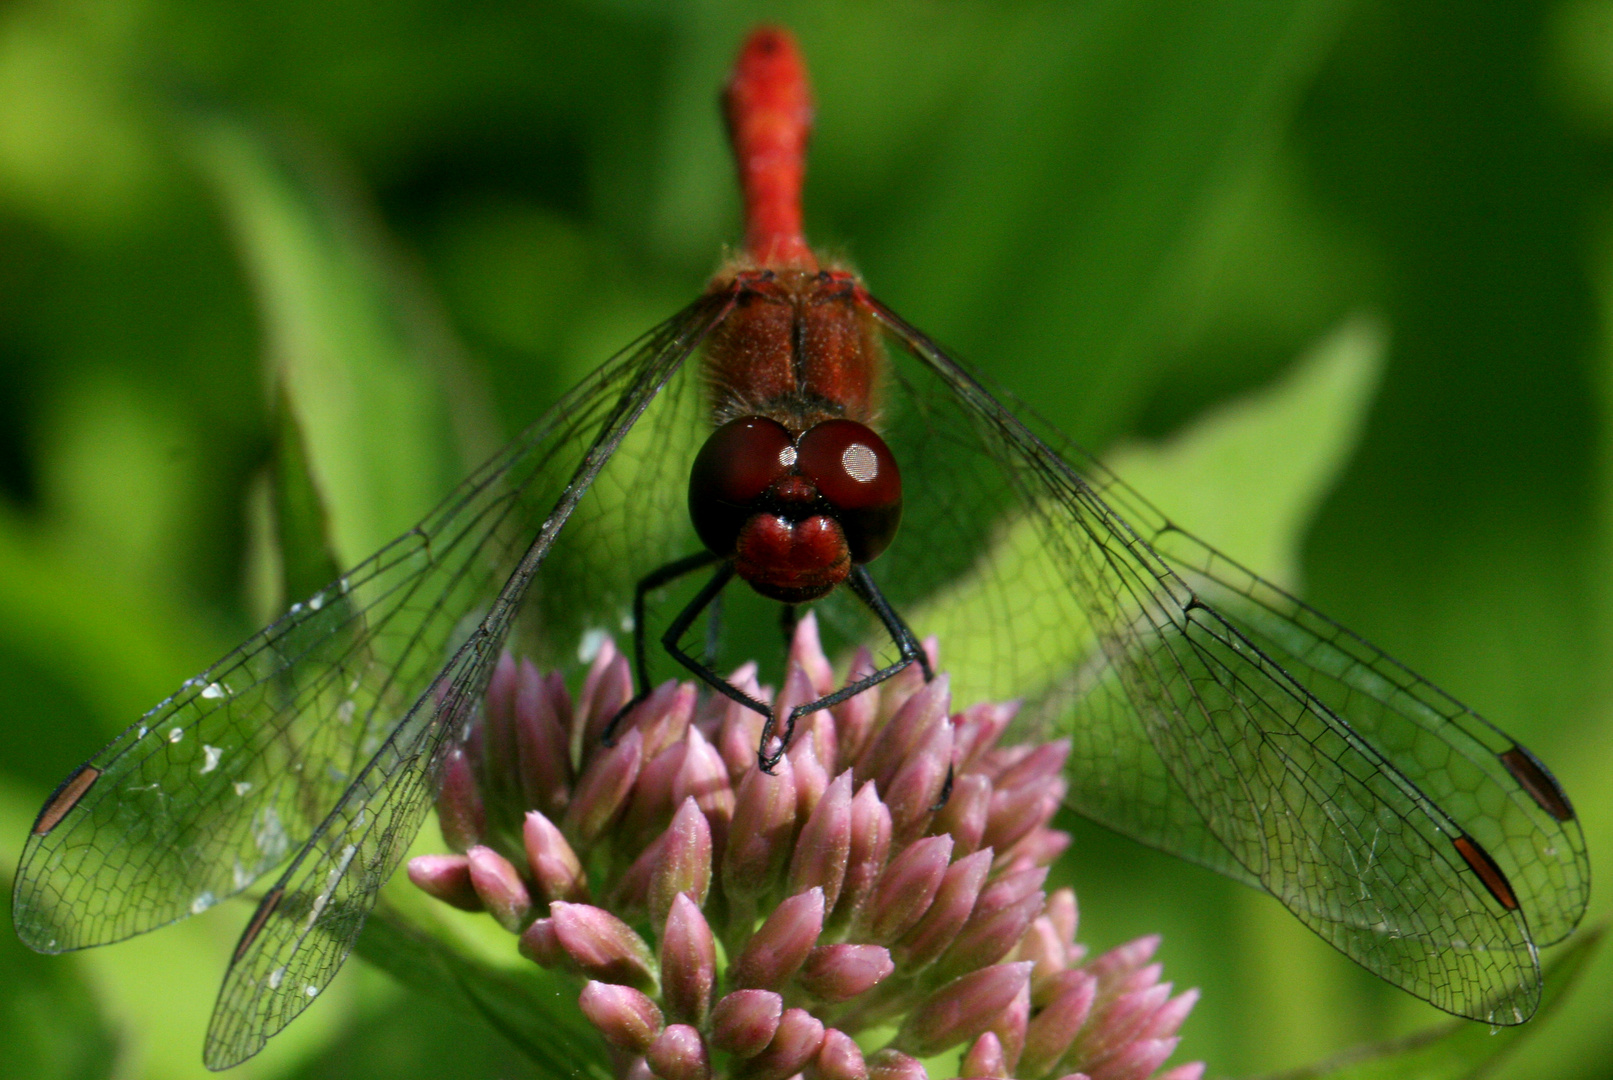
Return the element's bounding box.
[657,561,774,720]
[757,566,932,771]
[603,550,722,744]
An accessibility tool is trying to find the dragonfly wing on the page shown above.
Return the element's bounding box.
[200,287,736,1069]
[1076,428,1589,951]
[12,291,735,964]
[203,641,485,1069]
[868,295,1550,1025]
[1026,644,1263,889]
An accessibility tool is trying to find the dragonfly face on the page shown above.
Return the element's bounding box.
[688,269,903,605]
[12,23,1588,1071]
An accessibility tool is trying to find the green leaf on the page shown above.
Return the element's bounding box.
[0,870,119,1080]
[355,904,612,1080]
[268,397,343,611]
[864,0,1359,441]
[1247,923,1605,1080]
[1105,313,1384,589]
[189,117,462,569]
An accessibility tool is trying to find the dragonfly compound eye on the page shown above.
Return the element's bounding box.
[688,415,797,556]
[796,418,902,564]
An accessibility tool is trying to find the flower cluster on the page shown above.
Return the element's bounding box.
[409,616,1202,1080]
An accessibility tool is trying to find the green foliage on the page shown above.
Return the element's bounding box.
[1252,924,1605,1080]
[1,2,1611,1078]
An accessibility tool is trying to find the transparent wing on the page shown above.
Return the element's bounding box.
[859,293,1587,1025]
[12,289,734,973]
[196,289,737,1068]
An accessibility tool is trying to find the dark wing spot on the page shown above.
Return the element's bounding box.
[1453,835,1519,911]
[234,886,286,962]
[32,765,101,836]
[1500,745,1575,822]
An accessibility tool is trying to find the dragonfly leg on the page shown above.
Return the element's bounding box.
[603,550,722,745]
[654,560,776,723]
[848,564,931,681]
[756,567,931,771]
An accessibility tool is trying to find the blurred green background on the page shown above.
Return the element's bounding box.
[2,0,1612,1077]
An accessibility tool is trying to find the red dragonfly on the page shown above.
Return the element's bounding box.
[13,25,1588,1069]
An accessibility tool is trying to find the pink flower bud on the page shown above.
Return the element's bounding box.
[608,831,664,921]
[790,735,831,823]
[866,1049,929,1080]
[623,738,688,846]
[575,637,634,766]
[884,716,953,846]
[435,747,485,852]
[1086,936,1160,984]
[730,888,824,990]
[523,811,588,904]
[831,647,879,767]
[865,834,953,944]
[1142,988,1200,1040]
[660,893,716,1026]
[991,739,1068,794]
[788,612,835,697]
[650,798,713,931]
[1018,971,1096,1078]
[858,675,950,792]
[563,726,643,845]
[829,781,891,929]
[1156,1063,1206,1080]
[876,637,938,723]
[952,701,1017,773]
[935,892,1045,981]
[736,1007,824,1080]
[673,726,735,826]
[723,754,798,902]
[775,665,821,749]
[518,917,567,970]
[932,773,990,855]
[1087,1037,1177,1080]
[798,944,893,1002]
[484,652,520,769]
[982,776,1053,854]
[788,769,853,909]
[547,902,657,992]
[812,1028,869,1080]
[894,848,992,970]
[960,1032,1007,1079]
[1019,916,1071,994]
[717,666,767,781]
[791,708,838,790]
[578,981,662,1053]
[515,660,573,817]
[709,989,783,1057]
[406,854,481,912]
[647,1023,710,1080]
[637,681,696,760]
[1077,983,1172,1066]
[896,962,1033,1057]
[1046,887,1079,948]
[466,845,532,932]
[990,977,1031,1072]
[1001,822,1071,870]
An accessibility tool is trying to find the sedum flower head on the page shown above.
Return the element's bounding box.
[410,615,1202,1080]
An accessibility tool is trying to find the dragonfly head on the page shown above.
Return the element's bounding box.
[689,415,902,602]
